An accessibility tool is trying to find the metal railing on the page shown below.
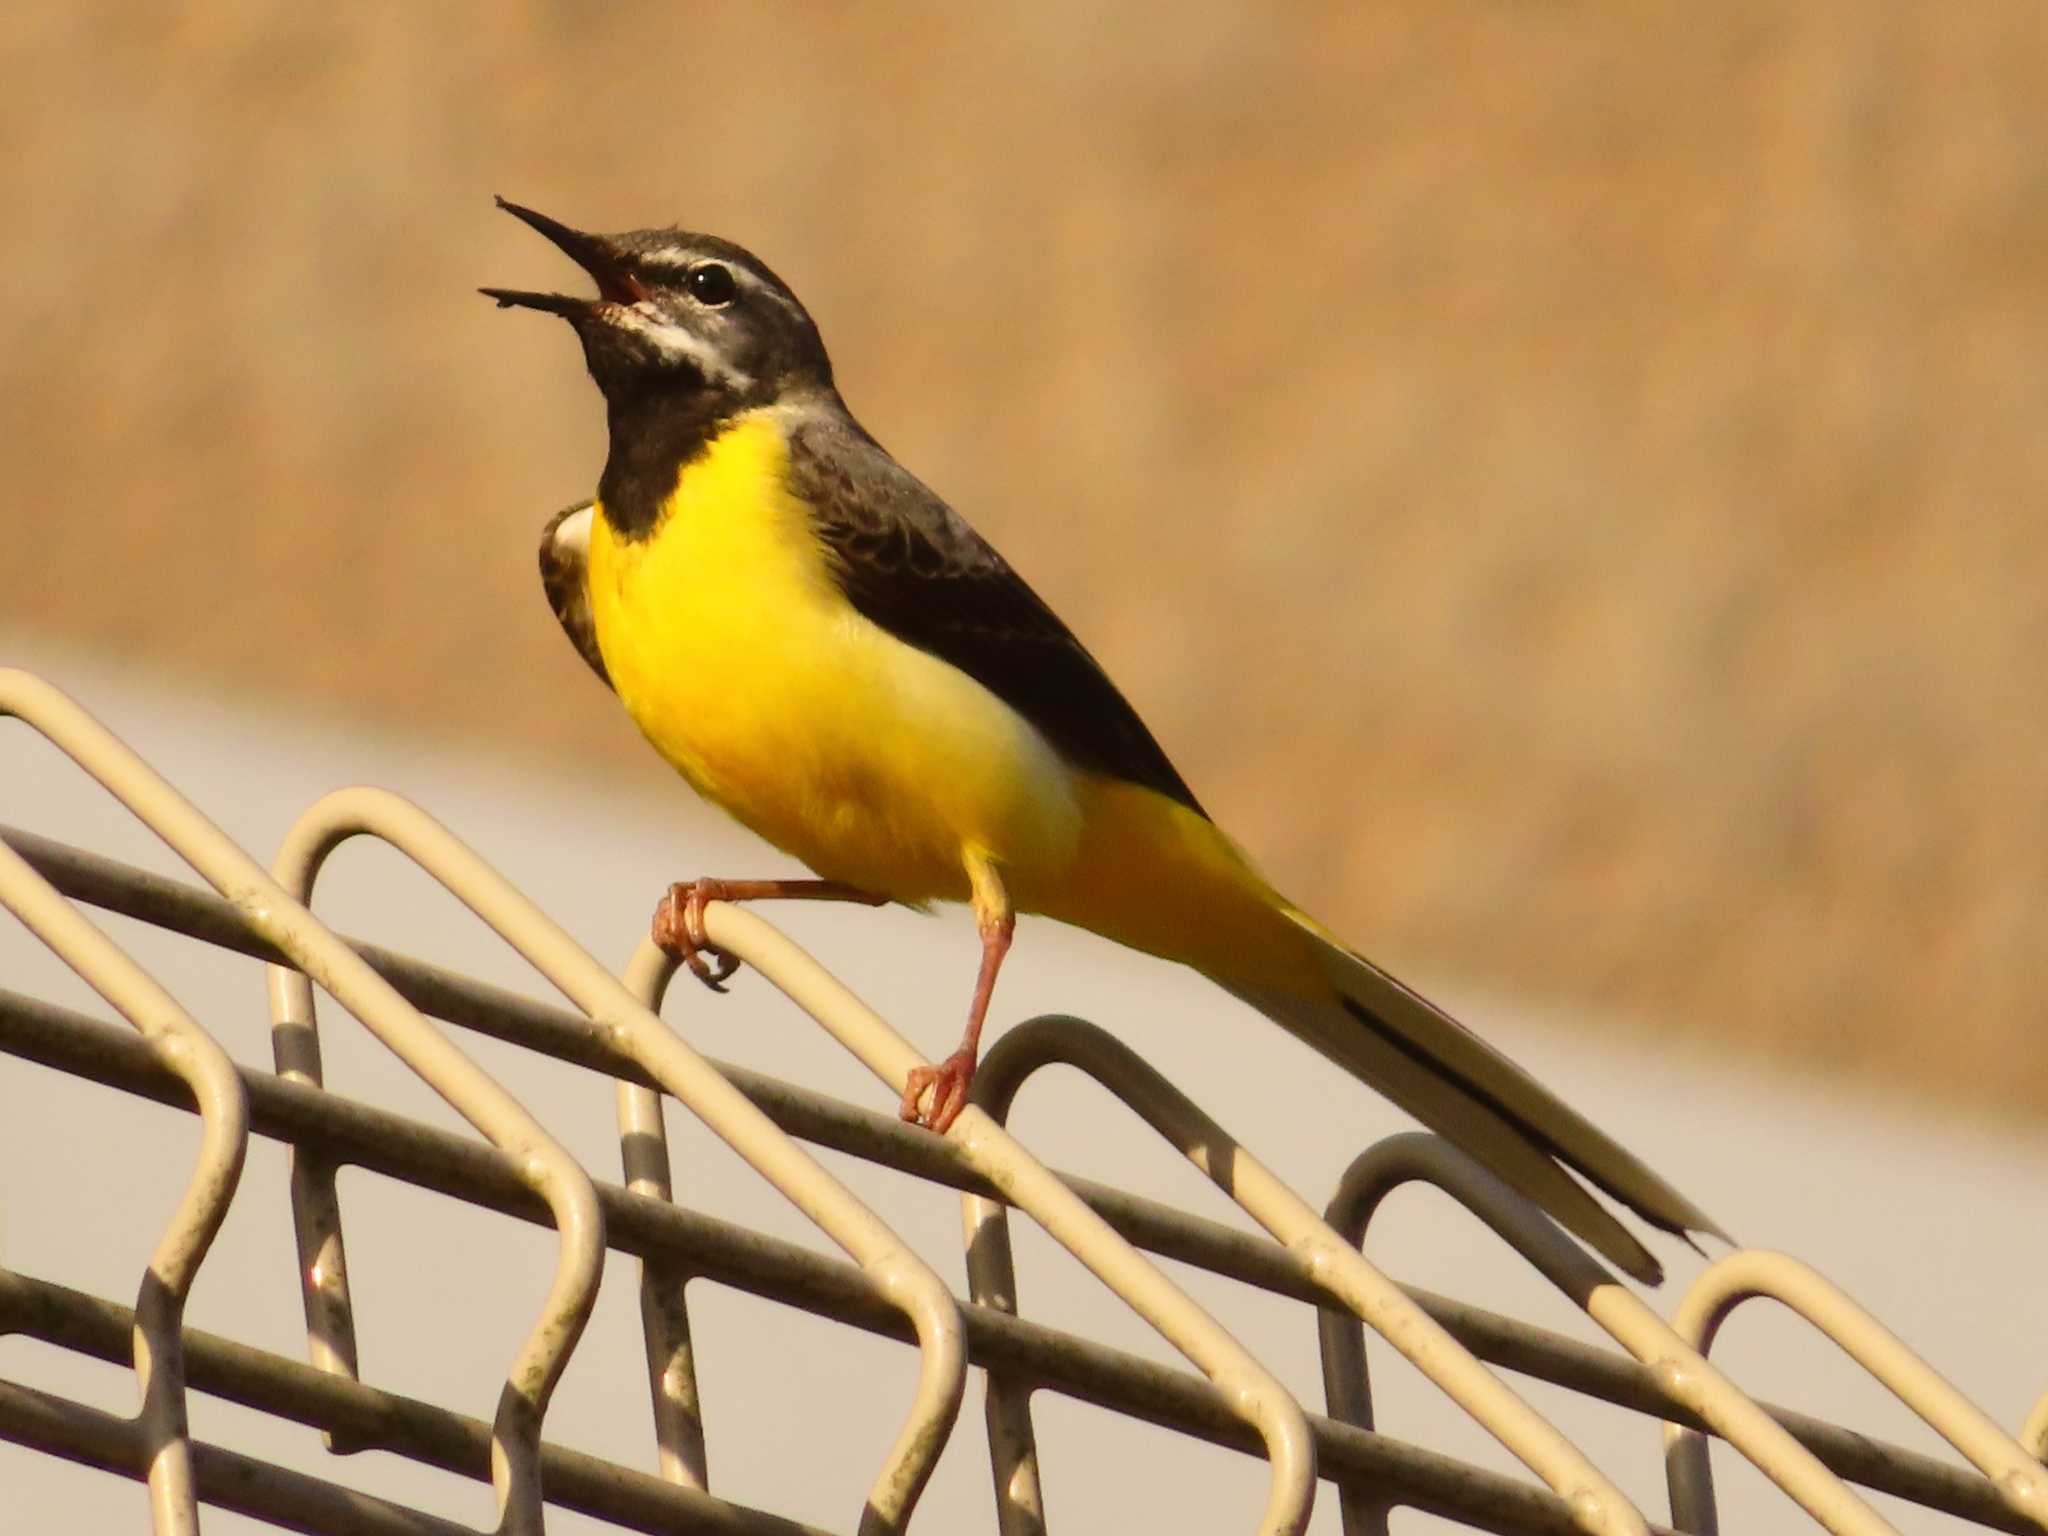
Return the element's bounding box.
[4,666,2044,1535]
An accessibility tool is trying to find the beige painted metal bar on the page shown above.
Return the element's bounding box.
[0,1269,832,1536]
[964,1016,1648,1536]
[5,669,2036,1535]
[6,826,2032,1531]
[2024,1396,2048,1465]
[0,1378,479,1536]
[0,668,604,1536]
[264,871,361,1444]
[618,942,710,1490]
[1663,1251,2048,1534]
[1318,1256,1390,1536]
[1327,1133,1900,1536]
[0,990,1624,1534]
[268,787,966,1535]
[696,902,1321,1536]
[4,673,256,1536]
[0,842,249,1536]
[960,1138,1047,1536]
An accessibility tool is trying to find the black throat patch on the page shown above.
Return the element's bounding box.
[596,385,742,541]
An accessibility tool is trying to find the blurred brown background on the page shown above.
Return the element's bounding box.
[6,4,2044,1115]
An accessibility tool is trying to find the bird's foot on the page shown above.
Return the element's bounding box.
[900,1048,978,1135]
[651,877,891,992]
[651,880,744,992]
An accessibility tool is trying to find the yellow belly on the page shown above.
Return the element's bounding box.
[585,410,1082,905]
[585,407,1317,991]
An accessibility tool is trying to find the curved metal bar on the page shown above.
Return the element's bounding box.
[271,788,963,1536]
[615,943,709,1492]
[265,810,605,1536]
[697,905,1321,1536]
[958,1161,1047,1536]
[2,992,1654,1536]
[1328,1132,1899,1536]
[0,843,250,1535]
[1663,1251,2048,1534]
[3,671,261,1534]
[614,946,712,1499]
[1,669,607,1534]
[2024,1394,2048,1466]
[16,823,2039,1529]
[969,1017,1648,1536]
[0,1267,835,1536]
[1313,1192,1386,1536]
[263,883,360,1436]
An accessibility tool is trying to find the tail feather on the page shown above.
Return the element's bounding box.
[1226,910,1728,1284]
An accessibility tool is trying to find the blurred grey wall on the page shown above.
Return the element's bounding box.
[6,3,2046,1113]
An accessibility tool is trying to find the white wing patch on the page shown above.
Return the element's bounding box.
[552,501,592,562]
[539,501,610,687]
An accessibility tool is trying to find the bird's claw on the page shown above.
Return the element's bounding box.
[900,1048,977,1135]
[652,880,743,992]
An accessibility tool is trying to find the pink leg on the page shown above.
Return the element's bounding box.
[900,854,1014,1133]
[652,877,887,991]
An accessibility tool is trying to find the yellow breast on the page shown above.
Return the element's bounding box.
[585,409,1081,905]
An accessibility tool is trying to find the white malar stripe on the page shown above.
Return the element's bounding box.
[617,309,755,391]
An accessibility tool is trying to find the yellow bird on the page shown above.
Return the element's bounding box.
[486,198,1721,1283]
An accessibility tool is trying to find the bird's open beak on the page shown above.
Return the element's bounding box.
[481,197,652,316]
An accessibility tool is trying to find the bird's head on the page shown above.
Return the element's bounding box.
[483,198,831,411]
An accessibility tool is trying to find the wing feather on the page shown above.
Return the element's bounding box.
[786,411,1205,815]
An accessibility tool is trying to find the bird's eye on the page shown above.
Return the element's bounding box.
[686,263,738,308]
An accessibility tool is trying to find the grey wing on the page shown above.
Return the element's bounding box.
[786,410,1206,816]
[540,501,611,687]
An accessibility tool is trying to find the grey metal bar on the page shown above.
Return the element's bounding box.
[617,941,708,1491]
[963,1016,1648,1536]
[0,1377,478,1536]
[697,901,1321,1536]
[265,788,964,1534]
[0,1276,828,1536]
[2027,1395,2048,1465]
[263,879,360,1448]
[260,798,611,1536]
[0,828,2033,1532]
[0,673,605,1536]
[958,1147,1046,1536]
[1326,1134,1896,1536]
[0,986,1645,1536]
[1663,1252,2048,1533]
[3,678,260,1536]
[0,840,251,1536]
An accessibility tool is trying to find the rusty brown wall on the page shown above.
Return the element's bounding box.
[6,5,2045,1114]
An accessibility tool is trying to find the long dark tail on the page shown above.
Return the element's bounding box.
[1224,908,1727,1284]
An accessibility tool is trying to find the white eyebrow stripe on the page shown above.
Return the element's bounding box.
[638,243,695,269]
[636,248,774,294]
[724,264,808,323]
[636,244,761,280]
